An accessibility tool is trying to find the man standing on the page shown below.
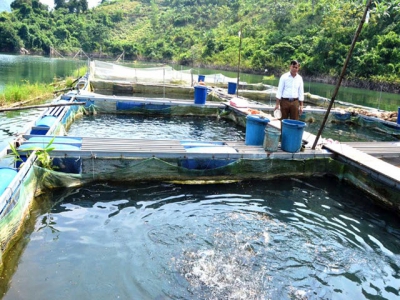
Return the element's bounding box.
[275,60,304,120]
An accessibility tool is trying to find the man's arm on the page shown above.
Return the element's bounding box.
[275,75,284,110]
[299,78,304,113]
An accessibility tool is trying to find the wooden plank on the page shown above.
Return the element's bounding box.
[336,142,400,157]
[345,142,400,148]
[324,143,400,183]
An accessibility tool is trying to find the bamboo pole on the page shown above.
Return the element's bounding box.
[236,29,242,97]
[0,102,86,113]
[312,0,372,149]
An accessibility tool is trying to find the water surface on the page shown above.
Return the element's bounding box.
[2,178,400,299]
[66,113,399,143]
[0,54,86,92]
[67,114,245,141]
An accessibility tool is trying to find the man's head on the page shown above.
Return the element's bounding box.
[290,60,300,76]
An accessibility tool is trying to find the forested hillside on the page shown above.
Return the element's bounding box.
[1,0,399,90]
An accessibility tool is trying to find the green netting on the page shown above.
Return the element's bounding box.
[92,60,239,85]
[0,166,38,272]
[351,115,400,136]
[30,156,400,210]
[300,112,400,138]
[84,101,221,116]
[63,105,87,128]
[33,157,338,190]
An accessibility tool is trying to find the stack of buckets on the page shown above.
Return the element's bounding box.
[245,115,306,153]
[194,75,207,105]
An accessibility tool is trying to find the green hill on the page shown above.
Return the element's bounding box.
[1,0,399,90]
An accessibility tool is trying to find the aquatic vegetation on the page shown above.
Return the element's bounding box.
[0,81,52,106]
[7,142,24,168]
[72,66,88,79]
[8,137,57,170]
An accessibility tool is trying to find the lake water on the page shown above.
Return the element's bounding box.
[170,63,400,112]
[1,179,400,299]
[67,114,245,141]
[0,54,86,92]
[66,113,398,143]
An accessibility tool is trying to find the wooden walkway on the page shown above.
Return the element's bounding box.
[59,137,269,159]
[74,137,323,159]
[344,141,400,158]
[20,135,333,160]
[323,143,400,189]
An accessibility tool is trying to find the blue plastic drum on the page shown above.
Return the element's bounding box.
[228,82,237,95]
[245,115,270,146]
[194,86,208,105]
[0,167,18,196]
[281,119,306,153]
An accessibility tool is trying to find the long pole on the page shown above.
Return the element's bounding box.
[312,0,372,149]
[236,30,242,97]
[0,102,86,113]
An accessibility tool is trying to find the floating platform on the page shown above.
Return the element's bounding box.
[18,135,333,161]
[324,142,400,189]
[1,73,400,274]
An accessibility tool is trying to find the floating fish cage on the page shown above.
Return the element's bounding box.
[0,87,399,275]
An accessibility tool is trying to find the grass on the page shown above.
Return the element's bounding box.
[72,65,88,78]
[0,65,88,106]
[0,81,53,106]
[63,65,88,88]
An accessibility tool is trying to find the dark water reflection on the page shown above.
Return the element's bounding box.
[66,113,399,143]
[68,114,246,141]
[3,178,400,299]
[303,117,400,142]
[0,54,86,92]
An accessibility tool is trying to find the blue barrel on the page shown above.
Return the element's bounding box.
[194,86,208,105]
[36,115,57,127]
[0,167,18,196]
[198,75,205,82]
[228,82,237,95]
[263,127,280,152]
[245,115,270,146]
[397,107,400,125]
[281,119,306,153]
[30,115,57,135]
[180,146,237,169]
[333,112,351,121]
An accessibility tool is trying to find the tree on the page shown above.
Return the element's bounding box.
[79,0,88,12]
[0,16,23,52]
[54,0,66,9]
[10,0,33,18]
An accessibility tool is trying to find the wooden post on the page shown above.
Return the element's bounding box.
[236,29,242,97]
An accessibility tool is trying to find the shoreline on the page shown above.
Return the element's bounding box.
[9,49,400,95]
